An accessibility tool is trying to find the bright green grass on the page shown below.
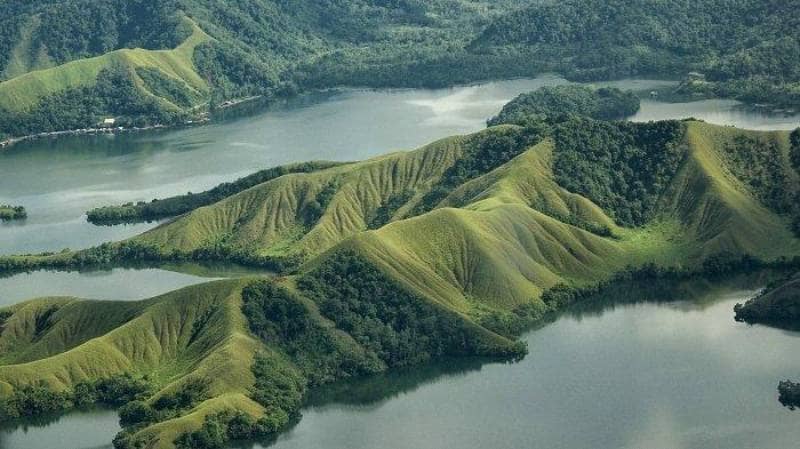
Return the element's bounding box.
[135,121,800,290]
[0,17,210,113]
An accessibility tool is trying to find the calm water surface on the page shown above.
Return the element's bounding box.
[0,261,268,306]
[0,408,118,449]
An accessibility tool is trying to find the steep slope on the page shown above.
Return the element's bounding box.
[660,121,800,259]
[133,133,472,261]
[0,18,209,114]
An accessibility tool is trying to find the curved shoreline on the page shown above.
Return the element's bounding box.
[0,95,267,150]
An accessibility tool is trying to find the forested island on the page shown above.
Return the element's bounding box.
[735,273,800,328]
[0,204,26,221]
[780,380,800,409]
[735,272,800,410]
[1,0,799,142]
[487,86,640,126]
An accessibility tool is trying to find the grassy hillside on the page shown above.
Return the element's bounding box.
[0,272,522,448]
[3,115,800,446]
[0,18,208,114]
[0,16,211,138]
[87,161,343,225]
[0,0,531,139]
[116,120,800,268]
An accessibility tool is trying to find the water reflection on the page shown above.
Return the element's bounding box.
[0,261,270,306]
[0,407,118,449]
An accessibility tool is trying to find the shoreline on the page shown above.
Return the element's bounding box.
[0,95,264,150]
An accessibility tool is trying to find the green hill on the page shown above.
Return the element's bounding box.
[121,119,800,268]
[0,273,521,448]
[0,0,530,139]
[3,117,800,447]
[488,85,640,126]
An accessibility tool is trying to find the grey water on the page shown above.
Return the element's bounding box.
[0,261,268,306]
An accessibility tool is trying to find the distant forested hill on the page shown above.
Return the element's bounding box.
[1,0,799,140]
[473,0,800,106]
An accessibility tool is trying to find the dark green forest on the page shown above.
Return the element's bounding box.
[474,0,800,106]
[488,86,640,126]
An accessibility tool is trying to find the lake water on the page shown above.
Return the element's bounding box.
[2,76,798,256]
[0,261,268,306]
[0,408,118,449]
[4,275,799,449]
[1,77,800,448]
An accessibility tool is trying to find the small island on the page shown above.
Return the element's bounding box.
[487,85,640,127]
[779,380,800,410]
[0,205,26,221]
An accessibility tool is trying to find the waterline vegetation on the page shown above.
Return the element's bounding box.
[0,204,25,221]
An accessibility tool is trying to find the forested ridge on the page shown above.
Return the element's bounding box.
[474,0,800,105]
[2,0,800,139]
